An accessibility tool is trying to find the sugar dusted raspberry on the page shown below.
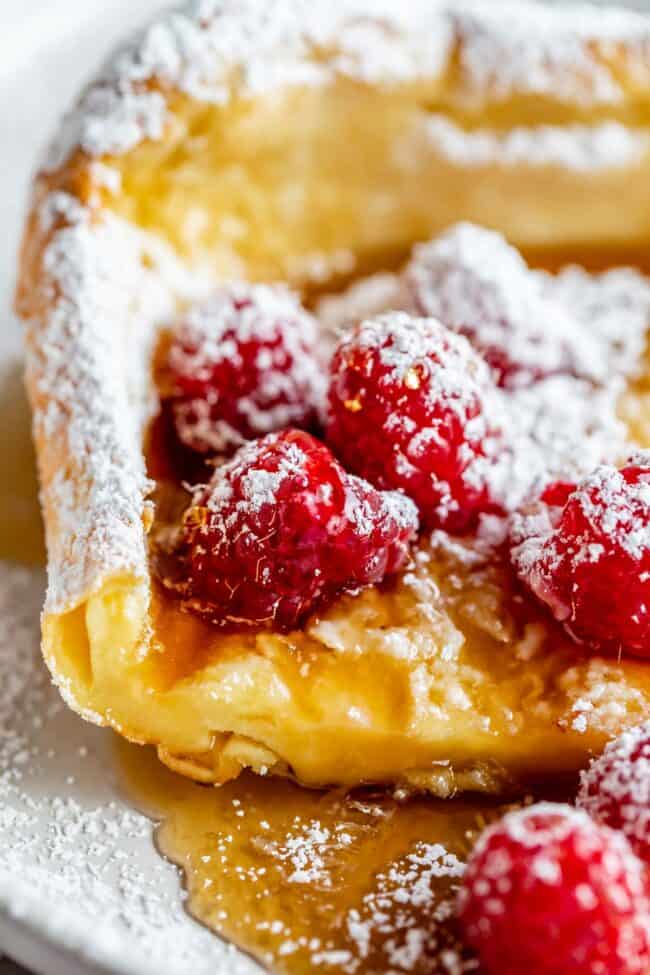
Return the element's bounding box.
[326,312,502,533]
[578,722,650,865]
[404,223,580,390]
[167,283,324,454]
[458,803,650,975]
[510,454,650,658]
[179,429,419,631]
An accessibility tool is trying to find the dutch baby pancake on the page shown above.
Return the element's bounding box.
[16,0,650,799]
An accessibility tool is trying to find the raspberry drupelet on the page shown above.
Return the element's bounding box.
[510,454,650,658]
[326,312,502,533]
[404,223,581,390]
[179,429,419,631]
[167,283,324,455]
[578,722,650,866]
[458,803,650,975]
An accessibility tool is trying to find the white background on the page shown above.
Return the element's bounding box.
[0,0,168,364]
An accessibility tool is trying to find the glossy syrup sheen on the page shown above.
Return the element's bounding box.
[117,739,524,975]
[0,362,45,566]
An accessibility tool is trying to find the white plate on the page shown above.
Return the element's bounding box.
[0,550,256,975]
[0,4,259,973]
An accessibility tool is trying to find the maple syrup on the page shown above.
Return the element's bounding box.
[0,362,45,565]
[117,738,524,974]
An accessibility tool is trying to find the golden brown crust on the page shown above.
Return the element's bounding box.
[17,0,650,793]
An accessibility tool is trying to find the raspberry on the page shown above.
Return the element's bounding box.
[325,312,502,533]
[510,454,650,657]
[404,223,580,390]
[178,429,419,631]
[578,722,650,866]
[167,283,324,455]
[458,803,650,975]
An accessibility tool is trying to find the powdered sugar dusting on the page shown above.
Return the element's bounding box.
[169,282,326,453]
[320,224,650,518]
[198,429,418,540]
[44,0,448,170]
[256,811,472,974]
[353,313,493,426]
[484,377,626,515]
[536,263,650,383]
[423,117,650,172]
[575,461,650,560]
[202,434,310,519]
[327,842,466,974]
[261,819,338,887]
[578,721,650,858]
[561,661,650,738]
[317,273,407,346]
[24,193,214,615]
[43,0,650,172]
[458,800,650,974]
[452,2,650,106]
[405,223,619,388]
[172,284,319,375]
[511,455,650,597]
[0,560,236,975]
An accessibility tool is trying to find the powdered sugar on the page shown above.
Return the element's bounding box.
[573,461,650,560]
[423,117,650,172]
[331,842,466,974]
[43,1,650,173]
[44,0,448,171]
[480,802,592,852]
[0,560,236,975]
[24,193,214,615]
[405,223,615,388]
[169,282,325,453]
[484,378,625,515]
[536,263,650,384]
[261,819,337,887]
[259,815,469,975]
[459,800,650,975]
[461,800,650,915]
[317,273,406,345]
[174,284,318,372]
[451,3,639,106]
[578,721,650,860]
[353,313,493,427]
[321,224,650,519]
[512,456,650,589]
[202,434,310,518]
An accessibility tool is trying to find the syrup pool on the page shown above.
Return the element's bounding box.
[116,739,519,975]
[0,361,45,565]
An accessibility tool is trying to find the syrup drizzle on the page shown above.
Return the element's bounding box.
[117,740,524,974]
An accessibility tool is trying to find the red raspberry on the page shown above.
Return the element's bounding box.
[458,803,650,975]
[167,283,324,455]
[325,312,502,533]
[404,223,580,390]
[510,454,650,657]
[179,429,419,631]
[578,722,650,866]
